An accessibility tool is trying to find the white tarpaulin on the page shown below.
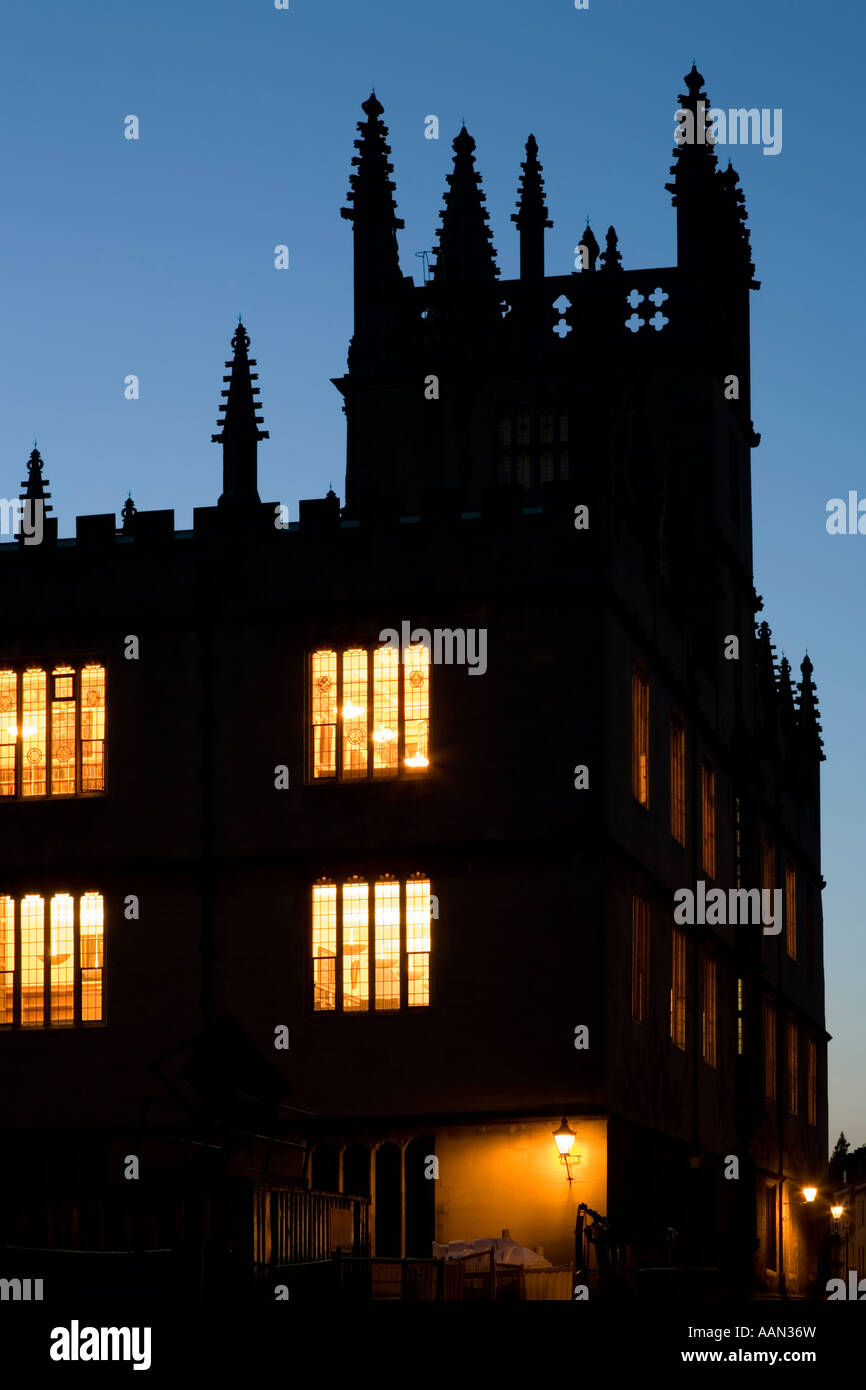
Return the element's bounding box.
[432,1237,551,1268]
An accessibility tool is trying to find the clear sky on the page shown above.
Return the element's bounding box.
[2,0,863,1150]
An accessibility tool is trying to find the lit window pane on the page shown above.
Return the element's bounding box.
[404,645,429,770]
[0,897,13,1023]
[21,670,47,798]
[406,879,431,1007]
[785,863,797,960]
[80,892,104,1021]
[51,667,77,796]
[631,664,649,807]
[49,894,74,1023]
[375,880,401,1009]
[80,665,105,792]
[0,671,16,796]
[312,884,337,1011]
[342,881,369,1011]
[373,647,399,777]
[21,895,44,1026]
[312,651,337,779]
[701,762,716,878]
[341,649,368,779]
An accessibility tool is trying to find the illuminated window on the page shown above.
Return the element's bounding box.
[631,893,649,1024]
[701,760,715,878]
[765,1185,777,1270]
[807,1037,817,1126]
[670,713,685,844]
[0,663,105,798]
[374,880,400,1009]
[310,645,429,781]
[0,898,12,1024]
[631,663,649,807]
[342,879,369,1011]
[670,927,686,1049]
[312,877,431,1012]
[312,883,337,1011]
[406,879,431,1008]
[701,954,717,1067]
[764,998,777,1102]
[785,862,797,960]
[0,892,104,1027]
[787,1017,798,1116]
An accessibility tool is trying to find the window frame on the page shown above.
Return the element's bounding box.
[0,659,106,801]
[701,952,717,1068]
[631,892,650,1024]
[631,662,650,809]
[310,876,432,1014]
[0,891,105,1029]
[669,710,686,845]
[307,645,430,784]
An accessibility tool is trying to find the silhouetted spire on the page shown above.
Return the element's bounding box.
[777,655,795,713]
[341,93,407,370]
[796,654,825,761]
[599,226,623,273]
[19,446,52,515]
[717,161,759,290]
[578,222,599,272]
[665,64,758,292]
[120,494,137,534]
[341,92,404,287]
[432,126,499,287]
[511,134,552,281]
[756,621,777,711]
[212,321,268,507]
[666,63,718,189]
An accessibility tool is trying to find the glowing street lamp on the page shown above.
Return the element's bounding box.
[553,1118,580,1182]
[802,1186,818,1203]
[830,1204,844,1221]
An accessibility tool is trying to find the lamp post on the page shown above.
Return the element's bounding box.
[830,1203,849,1278]
[552,1118,582,1275]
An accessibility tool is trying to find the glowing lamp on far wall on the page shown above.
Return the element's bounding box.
[830,1204,844,1220]
[341,703,366,719]
[553,1118,576,1156]
[802,1186,818,1203]
[553,1117,581,1182]
[404,754,429,768]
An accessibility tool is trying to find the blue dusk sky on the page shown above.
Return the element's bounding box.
[1,0,863,1148]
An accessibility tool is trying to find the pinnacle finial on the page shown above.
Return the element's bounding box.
[432,123,499,289]
[213,318,268,507]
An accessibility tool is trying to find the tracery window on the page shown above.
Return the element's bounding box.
[0,663,105,798]
[311,646,429,781]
